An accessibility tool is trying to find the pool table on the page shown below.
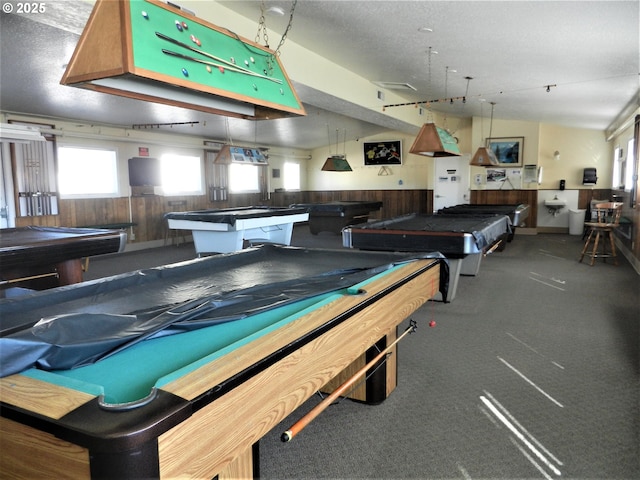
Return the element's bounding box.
[0,245,445,479]
[343,213,511,301]
[0,226,127,291]
[290,201,383,234]
[164,206,309,254]
[437,203,530,240]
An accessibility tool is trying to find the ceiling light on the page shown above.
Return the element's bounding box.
[321,155,352,171]
[409,123,461,157]
[60,0,305,120]
[470,147,499,167]
[215,145,269,165]
[470,102,499,167]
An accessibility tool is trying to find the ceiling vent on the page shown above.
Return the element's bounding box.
[371,81,417,91]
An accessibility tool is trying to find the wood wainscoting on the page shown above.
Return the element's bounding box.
[270,190,433,221]
[469,190,538,227]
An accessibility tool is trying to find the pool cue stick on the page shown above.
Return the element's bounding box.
[161,48,283,85]
[39,141,49,215]
[156,32,283,84]
[22,144,32,216]
[155,31,259,74]
[28,144,37,215]
[485,240,502,256]
[281,321,417,443]
[0,272,59,286]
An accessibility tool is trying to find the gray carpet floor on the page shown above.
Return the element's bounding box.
[85,227,639,479]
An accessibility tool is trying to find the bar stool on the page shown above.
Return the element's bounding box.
[579,202,623,266]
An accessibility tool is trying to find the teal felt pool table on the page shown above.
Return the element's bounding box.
[0,245,445,479]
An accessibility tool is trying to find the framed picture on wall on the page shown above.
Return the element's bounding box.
[486,137,523,166]
[364,140,402,165]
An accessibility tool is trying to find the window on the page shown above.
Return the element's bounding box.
[57,146,118,198]
[624,138,635,192]
[284,162,300,190]
[229,163,260,192]
[612,146,623,189]
[160,154,203,195]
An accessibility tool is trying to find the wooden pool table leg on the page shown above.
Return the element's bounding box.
[321,330,398,404]
[56,259,84,285]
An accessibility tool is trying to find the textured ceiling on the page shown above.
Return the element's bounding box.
[1,0,638,150]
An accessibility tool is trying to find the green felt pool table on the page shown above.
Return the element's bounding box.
[0,245,445,479]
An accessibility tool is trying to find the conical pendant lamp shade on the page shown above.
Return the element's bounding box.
[321,155,352,171]
[471,102,500,166]
[409,123,461,157]
[470,146,499,166]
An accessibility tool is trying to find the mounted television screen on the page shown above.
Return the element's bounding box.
[128,157,160,186]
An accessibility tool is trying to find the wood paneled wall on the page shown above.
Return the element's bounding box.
[58,198,131,227]
[15,193,270,243]
[577,189,612,209]
[469,190,539,227]
[129,193,268,243]
[270,190,433,221]
[18,189,639,264]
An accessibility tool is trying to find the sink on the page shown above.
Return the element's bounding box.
[544,198,566,216]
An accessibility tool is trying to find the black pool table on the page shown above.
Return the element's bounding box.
[290,201,383,234]
[437,203,530,239]
[0,245,445,479]
[0,226,127,291]
[343,213,511,300]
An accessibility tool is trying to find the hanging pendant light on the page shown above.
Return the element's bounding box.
[321,155,352,171]
[409,122,461,157]
[321,127,352,171]
[470,102,499,166]
[469,146,498,166]
[409,47,461,157]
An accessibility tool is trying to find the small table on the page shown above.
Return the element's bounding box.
[164,206,309,254]
[343,213,512,300]
[0,226,126,290]
[0,245,445,479]
[290,201,383,234]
